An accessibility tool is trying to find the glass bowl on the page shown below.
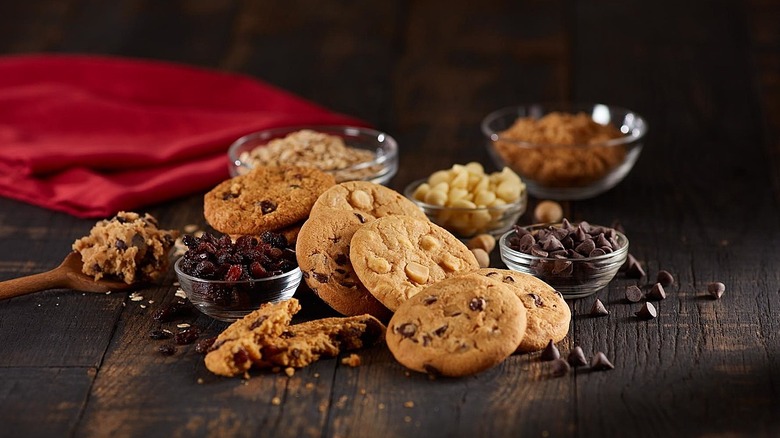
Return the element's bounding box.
[228,125,398,185]
[404,178,527,239]
[499,222,628,299]
[481,103,648,200]
[174,258,302,322]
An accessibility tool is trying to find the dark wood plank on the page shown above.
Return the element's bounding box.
[0,367,94,438]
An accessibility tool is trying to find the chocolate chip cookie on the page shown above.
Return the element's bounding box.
[350,215,480,311]
[310,180,427,221]
[469,268,570,353]
[296,211,392,321]
[386,275,527,377]
[204,165,335,236]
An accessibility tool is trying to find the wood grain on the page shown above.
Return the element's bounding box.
[0,0,779,437]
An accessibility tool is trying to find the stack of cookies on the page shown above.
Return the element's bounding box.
[200,166,572,378]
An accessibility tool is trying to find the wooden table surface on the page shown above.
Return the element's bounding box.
[2,1,779,437]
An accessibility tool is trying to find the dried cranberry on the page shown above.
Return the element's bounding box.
[158,344,177,356]
[174,327,201,345]
[149,329,172,340]
[152,301,193,322]
[195,337,217,354]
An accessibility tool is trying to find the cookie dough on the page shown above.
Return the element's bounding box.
[72,211,178,284]
[386,275,527,377]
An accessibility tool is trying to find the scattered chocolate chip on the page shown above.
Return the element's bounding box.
[647,283,667,301]
[590,298,609,316]
[625,255,646,278]
[259,200,277,214]
[567,346,588,367]
[635,302,657,320]
[540,340,560,361]
[590,352,614,371]
[158,344,177,356]
[149,329,172,340]
[469,297,486,311]
[625,285,644,303]
[657,270,674,287]
[707,282,726,299]
[550,358,571,377]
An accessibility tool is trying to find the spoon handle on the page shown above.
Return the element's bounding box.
[0,268,67,300]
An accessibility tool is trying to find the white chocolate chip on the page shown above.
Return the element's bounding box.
[367,256,392,274]
[419,235,440,251]
[350,190,372,209]
[440,254,461,272]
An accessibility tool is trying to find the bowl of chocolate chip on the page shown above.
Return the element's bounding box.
[481,103,648,200]
[228,126,398,185]
[174,231,301,322]
[499,219,628,298]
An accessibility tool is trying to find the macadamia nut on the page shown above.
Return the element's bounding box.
[534,200,563,223]
[412,162,526,236]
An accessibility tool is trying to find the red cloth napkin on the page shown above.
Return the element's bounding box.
[0,54,365,218]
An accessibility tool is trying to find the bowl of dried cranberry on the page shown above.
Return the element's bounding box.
[174,231,302,322]
[499,219,628,299]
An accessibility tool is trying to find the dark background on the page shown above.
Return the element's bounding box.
[1,1,779,437]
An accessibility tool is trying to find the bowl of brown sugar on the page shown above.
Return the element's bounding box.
[228,126,398,185]
[481,103,648,200]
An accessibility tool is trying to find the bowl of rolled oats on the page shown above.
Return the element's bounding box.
[228,126,398,185]
[405,162,527,238]
[481,103,648,200]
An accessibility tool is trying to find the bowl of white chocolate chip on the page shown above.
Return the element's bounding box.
[405,162,527,238]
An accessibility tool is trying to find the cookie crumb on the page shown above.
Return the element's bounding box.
[305,382,315,390]
[184,224,200,233]
[271,396,281,405]
[378,403,385,410]
[197,378,204,384]
[284,367,295,377]
[359,388,367,395]
[341,353,362,367]
[404,401,415,408]
[404,416,412,423]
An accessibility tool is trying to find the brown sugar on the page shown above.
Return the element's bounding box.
[494,112,626,187]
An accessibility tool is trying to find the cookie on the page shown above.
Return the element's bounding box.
[296,211,392,321]
[204,298,301,377]
[350,215,479,311]
[204,165,335,236]
[310,180,427,221]
[72,211,178,284]
[469,268,570,353]
[258,314,386,368]
[386,275,527,377]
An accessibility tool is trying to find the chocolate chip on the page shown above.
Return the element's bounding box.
[530,246,549,258]
[249,315,269,329]
[595,233,611,249]
[550,358,571,377]
[503,275,515,284]
[647,283,667,301]
[422,335,433,347]
[469,297,486,311]
[707,282,725,299]
[541,236,564,252]
[433,325,448,336]
[574,239,596,256]
[397,323,417,338]
[590,352,614,371]
[540,340,560,361]
[115,239,127,250]
[354,213,366,223]
[567,346,588,367]
[625,285,643,303]
[590,298,609,316]
[422,296,438,305]
[528,293,544,307]
[334,253,349,266]
[258,200,277,214]
[625,256,646,278]
[589,248,607,257]
[312,272,329,283]
[657,270,674,287]
[635,302,657,320]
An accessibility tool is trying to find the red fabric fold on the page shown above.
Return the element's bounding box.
[0,54,366,217]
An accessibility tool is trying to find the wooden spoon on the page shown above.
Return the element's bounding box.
[0,251,136,300]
